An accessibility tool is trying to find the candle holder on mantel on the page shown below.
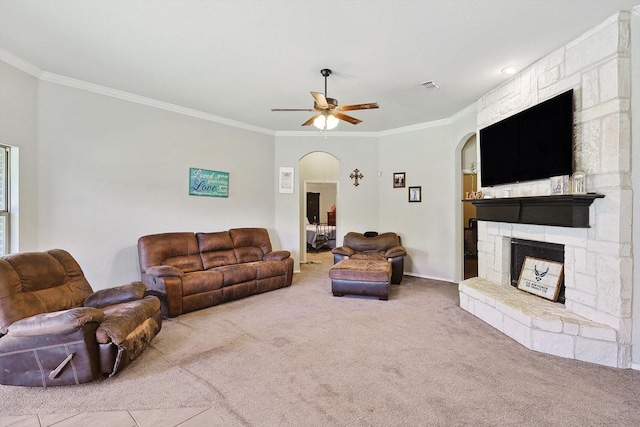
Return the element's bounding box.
[572,171,586,194]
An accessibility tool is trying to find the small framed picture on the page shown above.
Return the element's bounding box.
[393,172,406,188]
[279,167,294,194]
[408,186,422,202]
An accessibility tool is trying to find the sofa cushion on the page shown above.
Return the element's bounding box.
[0,250,94,334]
[215,264,257,287]
[229,228,272,262]
[196,232,238,269]
[138,232,203,273]
[250,260,286,279]
[97,296,161,345]
[181,270,224,296]
[343,232,400,253]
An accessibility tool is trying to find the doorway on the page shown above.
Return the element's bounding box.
[299,152,340,264]
[461,135,478,279]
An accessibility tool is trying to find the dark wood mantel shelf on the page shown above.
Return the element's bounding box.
[467,194,604,228]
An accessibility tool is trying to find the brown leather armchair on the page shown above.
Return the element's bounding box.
[332,232,407,284]
[0,249,162,387]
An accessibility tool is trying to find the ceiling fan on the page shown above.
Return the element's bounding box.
[271,69,379,130]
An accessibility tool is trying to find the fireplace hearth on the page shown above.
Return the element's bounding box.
[510,238,564,304]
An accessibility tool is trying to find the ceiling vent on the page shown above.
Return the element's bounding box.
[421,80,441,90]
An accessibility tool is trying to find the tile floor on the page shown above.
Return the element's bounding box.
[1,406,238,427]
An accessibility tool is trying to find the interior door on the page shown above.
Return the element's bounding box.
[306,192,320,224]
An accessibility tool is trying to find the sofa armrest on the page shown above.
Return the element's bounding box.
[385,246,407,259]
[7,307,105,337]
[84,282,146,309]
[145,265,184,278]
[332,246,355,257]
[263,250,290,261]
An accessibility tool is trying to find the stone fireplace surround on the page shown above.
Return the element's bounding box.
[459,11,633,369]
[459,219,622,368]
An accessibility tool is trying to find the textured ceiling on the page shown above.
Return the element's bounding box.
[1,0,638,133]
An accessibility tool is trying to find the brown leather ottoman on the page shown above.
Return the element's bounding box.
[329,259,392,300]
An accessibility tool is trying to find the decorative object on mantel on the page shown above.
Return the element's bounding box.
[465,191,483,200]
[572,171,586,194]
[517,256,564,301]
[393,172,406,188]
[409,186,422,202]
[189,168,229,198]
[470,194,604,228]
[350,169,363,186]
[550,175,570,195]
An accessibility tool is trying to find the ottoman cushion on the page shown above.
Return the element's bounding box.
[329,259,391,282]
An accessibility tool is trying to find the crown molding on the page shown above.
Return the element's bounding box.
[0,48,42,78]
[274,130,379,138]
[39,71,275,136]
[2,49,477,138]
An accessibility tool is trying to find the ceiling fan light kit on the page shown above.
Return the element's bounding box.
[272,68,379,131]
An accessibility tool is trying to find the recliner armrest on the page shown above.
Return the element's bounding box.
[385,246,407,259]
[144,265,184,278]
[263,250,291,261]
[332,246,355,257]
[7,307,104,337]
[84,282,146,309]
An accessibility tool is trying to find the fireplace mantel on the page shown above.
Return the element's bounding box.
[468,194,604,228]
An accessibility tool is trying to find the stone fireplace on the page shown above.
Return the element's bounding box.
[459,12,633,368]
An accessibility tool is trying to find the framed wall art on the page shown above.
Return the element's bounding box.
[409,186,422,202]
[393,172,406,188]
[189,168,229,198]
[279,167,294,194]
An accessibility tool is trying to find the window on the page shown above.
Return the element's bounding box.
[0,146,9,255]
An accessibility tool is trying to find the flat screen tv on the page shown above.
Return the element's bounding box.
[479,89,574,187]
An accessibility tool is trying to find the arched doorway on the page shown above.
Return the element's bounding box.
[461,134,477,279]
[299,152,339,263]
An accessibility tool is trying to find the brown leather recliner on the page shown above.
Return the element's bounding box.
[331,232,407,284]
[0,249,162,387]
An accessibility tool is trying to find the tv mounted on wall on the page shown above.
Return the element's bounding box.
[479,89,574,187]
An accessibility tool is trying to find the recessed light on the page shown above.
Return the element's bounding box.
[502,66,517,75]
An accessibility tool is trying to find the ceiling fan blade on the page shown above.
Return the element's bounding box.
[302,115,320,126]
[337,102,379,111]
[334,112,362,125]
[272,108,315,112]
[311,92,329,109]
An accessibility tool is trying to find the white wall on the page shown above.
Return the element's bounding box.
[274,134,380,272]
[378,107,477,282]
[35,81,276,290]
[631,5,640,368]
[0,62,39,251]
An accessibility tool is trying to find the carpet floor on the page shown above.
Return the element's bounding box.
[2,251,640,426]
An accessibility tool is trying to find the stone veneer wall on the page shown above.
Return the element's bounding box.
[468,12,632,367]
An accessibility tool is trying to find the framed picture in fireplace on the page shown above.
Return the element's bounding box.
[517,256,564,301]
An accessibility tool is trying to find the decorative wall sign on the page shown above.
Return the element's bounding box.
[279,167,294,194]
[517,256,564,301]
[393,172,406,188]
[189,168,229,198]
[409,186,422,202]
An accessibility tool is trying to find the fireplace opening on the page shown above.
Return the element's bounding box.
[510,238,565,304]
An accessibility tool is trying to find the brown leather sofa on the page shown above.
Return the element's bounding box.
[0,249,162,387]
[331,232,407,284]
[137,228,294,318]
